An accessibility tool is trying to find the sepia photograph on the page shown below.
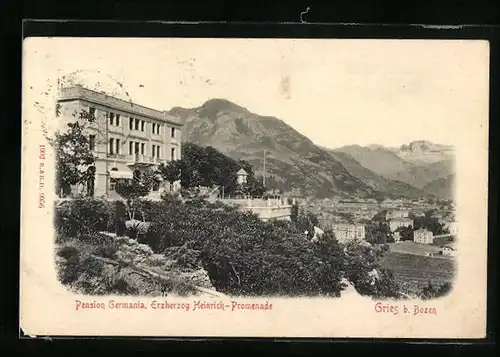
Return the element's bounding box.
[20,36,489,338]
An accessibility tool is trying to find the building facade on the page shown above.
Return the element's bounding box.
[219,198,292,222]
[236,168,248,185]
[331,223,366,243]
[443,221,458,235]
[413,228,434,244]
[57,85,183,199]
[386,210,409,220]
[389,218,414,232]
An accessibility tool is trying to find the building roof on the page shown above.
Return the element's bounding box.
[332,223,364,229]
[58,85,182,126]
[390,218,413,222]
[236,168,248,176]
[414,228,431,233]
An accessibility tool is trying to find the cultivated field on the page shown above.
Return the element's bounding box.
[380,251,456,295]
[387,241,445,256]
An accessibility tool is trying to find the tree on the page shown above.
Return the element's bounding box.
[52,109,97,197]
[290,202,299,223]
[396,225,414,241]
[295,211,319,239]
[343,240,401,299]
[165,142,265,197]
[413,211,447,235]
[365,221,391,245]
[114,169,159,220]
[158,160,182,189]
[372,210,388,222]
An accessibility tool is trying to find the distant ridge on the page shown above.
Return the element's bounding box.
[332,142,455,193]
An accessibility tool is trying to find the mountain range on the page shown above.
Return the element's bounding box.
[170,99,455,200]
[332,145,454,190]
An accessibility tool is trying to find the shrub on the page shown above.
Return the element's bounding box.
[54,197,111,239]
[342,240,402,299]
[420,281,453,300]
[140,196,346,297]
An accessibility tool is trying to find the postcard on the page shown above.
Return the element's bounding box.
[20,37,489,338]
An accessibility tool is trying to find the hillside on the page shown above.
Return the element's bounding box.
[170,99,376,198]
[334,145,454,189]
[421,174,456,200]
[327,150,426,198]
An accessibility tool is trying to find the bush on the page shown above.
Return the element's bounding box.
[139,196,346,297]
[343,240,402,299]
[420,281,452,300]
[54,197,111,239]
[55,239,107,292]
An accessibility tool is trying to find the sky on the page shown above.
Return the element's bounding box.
[24,37,489,149]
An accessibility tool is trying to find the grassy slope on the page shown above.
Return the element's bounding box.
[381,251,455,281]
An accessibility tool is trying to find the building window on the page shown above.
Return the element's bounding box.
[109,138,114,155]
[134,142,140,155]
[157,124,161,135]
[115,138,120,154]
[152,123,156,135]
[157,145,161,159]
[129,141,133,155]
[89,135,96,151]
[171,127,175,138]
[109,112,114,125]
[151,144,156,158]
[110,168,118,191]
[141,143,145,155]
[89,107,96,116]
[141,120,145,132]
[129,117,133,130]
[135,118,140,130]
[116,114,120,126]
[171,147,175,161]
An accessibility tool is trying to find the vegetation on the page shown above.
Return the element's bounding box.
[159,142,266,198]
[365,221,392,245]
[411,210,449,235]
[54,194,412,299]
[380,251,455,285]
[52,108,96,197]
[114,169,161,220]
[420,281,452,299]
[395,225,414,241]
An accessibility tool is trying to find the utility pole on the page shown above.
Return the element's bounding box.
[263,150,266,188]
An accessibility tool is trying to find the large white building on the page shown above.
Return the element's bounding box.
[331,223,366,243]
[413,228,434,244]
[389,218,414,232]
[57,85,183,199]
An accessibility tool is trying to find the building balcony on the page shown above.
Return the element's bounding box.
[126,154,166,167]
[108,125,124,135]
[107,153,129,160]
